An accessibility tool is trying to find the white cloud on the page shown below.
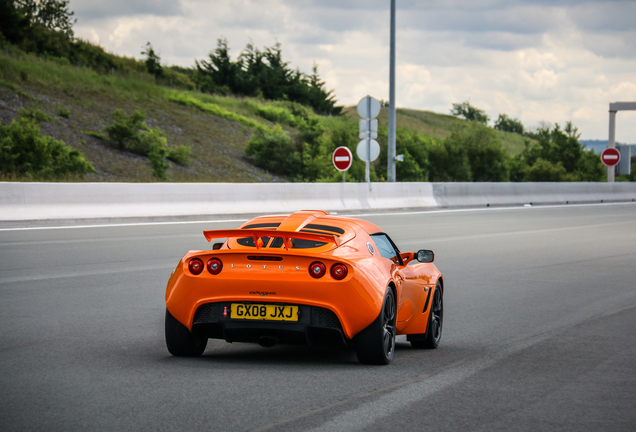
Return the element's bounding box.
[70,0,636,140]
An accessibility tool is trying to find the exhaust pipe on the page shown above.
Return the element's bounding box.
[257,336,277,348]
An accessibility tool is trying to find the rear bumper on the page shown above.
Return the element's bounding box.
[191,302,348,347]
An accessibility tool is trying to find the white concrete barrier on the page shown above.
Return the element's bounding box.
[1,182,635,222]
[432,182,636,208]
[0,182,437,221]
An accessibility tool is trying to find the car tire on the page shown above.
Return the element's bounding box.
[410,282,443,349]
[356,288,397,365]
[165,308,207,356]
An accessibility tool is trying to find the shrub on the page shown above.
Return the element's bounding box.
[245,125,302,178]
[167,145,191,166]
[141,130,170,180]
[524,158,567,182]
[105,109,146,149]
[104,108,191,179]
[56,104,71,118]
[18,107,54,122]
[0,117,94,178]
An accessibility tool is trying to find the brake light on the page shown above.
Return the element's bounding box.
[330,263,348,280]
[188,258,204,275]
[207,258,223,275]
[309,261,326,278]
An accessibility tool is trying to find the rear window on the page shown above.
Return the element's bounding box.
[235,237,327,249]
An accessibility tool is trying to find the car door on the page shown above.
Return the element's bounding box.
[370,233,422,324]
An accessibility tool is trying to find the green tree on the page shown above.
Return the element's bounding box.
[196,38,240,94]
[435,123,509,181]
[0,0,30,44]
[14,0,76,38]
[494,114,524,134]
[195,39,341,115]
[427,139,472,182]
[141,42,163,78]
[450,101,489,124]
[511,122,604,182]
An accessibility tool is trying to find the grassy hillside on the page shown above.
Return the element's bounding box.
[0,50,287,182]
[343,106,529,155]
[1,49,531,183]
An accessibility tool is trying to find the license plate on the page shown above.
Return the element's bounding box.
[230,303,298,322]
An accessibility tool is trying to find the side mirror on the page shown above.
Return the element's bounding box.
[212,242,223,250]
[416,249,434,263]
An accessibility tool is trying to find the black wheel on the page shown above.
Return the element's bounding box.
[411,282,443,349]
[165,308,207,356]
[356,288,397,365]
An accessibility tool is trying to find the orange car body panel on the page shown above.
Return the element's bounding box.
[165,211,442,341]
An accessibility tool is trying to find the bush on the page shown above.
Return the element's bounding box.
[56,104,70,118]
[104,108,191,179]
[524,158,567,182]
[245,125,302,178]
[105,109,146,149]
[0,117,94,178]
[167,145,191,165]
[18,107,54,122]
[142,130,169,180]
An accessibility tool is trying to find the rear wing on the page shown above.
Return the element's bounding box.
[203,229,341,250]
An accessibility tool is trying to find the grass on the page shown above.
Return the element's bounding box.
[167,92,269,132]
[81,131,106,140]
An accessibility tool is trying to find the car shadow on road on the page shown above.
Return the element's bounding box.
[159,341,361,367]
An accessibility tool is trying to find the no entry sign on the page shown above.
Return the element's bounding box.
[601,148,621,167]
[333,146,353,171]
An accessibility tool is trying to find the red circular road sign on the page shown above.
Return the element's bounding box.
[333,146,353,171]
[601,148,621,167]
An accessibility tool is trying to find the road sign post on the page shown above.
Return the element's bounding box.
[357,96,381,190]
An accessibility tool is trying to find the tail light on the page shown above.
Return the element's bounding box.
[309,261,326,278]
[188,258,204,275]
[330,263,348,280]
[207,258,223,275]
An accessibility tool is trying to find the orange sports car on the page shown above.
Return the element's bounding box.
[164,210,444,365]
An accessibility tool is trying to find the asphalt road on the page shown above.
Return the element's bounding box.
[1,203,635,431]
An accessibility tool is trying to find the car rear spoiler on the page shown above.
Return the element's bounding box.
[203,229,341,250]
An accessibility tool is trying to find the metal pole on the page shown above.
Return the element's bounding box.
[608,110,616,182]
[387,0,397,182]
[366,98,371,188]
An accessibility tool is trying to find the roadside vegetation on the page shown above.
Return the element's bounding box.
[0,0,613,182]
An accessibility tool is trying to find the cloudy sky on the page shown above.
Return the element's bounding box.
[71,0,636,141]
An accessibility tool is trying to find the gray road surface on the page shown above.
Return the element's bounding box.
[1,203,635,431]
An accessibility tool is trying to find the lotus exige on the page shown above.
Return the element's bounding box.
[165,210,443,365]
